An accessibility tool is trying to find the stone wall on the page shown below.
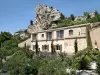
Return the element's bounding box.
[90,26,100,49]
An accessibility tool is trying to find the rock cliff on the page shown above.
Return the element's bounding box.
[28,4,62,33]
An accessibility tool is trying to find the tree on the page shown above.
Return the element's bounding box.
[5,50,31,75]
[70,14,75,21]
[86,25,92,48]
[74,39,78,54]
[35,40,39,54]
[95,10,99,17]
[51,40,56,54]
[0,32,12,46]
[79,55,91,70]
[60,13,65,20]
[72,47,100,70]
[0,39,18,70]
[84,12,90,19]
[39,58,67,75]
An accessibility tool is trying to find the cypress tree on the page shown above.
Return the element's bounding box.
[74,39,78,54]
[51,40,56,54]
[86,25,92,48]
[35,40,39,54]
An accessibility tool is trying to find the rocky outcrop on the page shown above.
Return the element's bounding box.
[27,4,62,33]
[28,23,43,33]
[14,29,30,39]
[74,16,87,21]
[89,11,96,18]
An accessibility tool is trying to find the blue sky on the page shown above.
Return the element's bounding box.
[0,0,100,34]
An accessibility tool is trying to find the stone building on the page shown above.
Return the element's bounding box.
[30,24,88,54]
[18,4,100,54]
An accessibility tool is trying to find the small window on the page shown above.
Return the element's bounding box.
[79,32,80,35]
[69,30,73,36]
[33,45,35,50]
[56,45,60,50]
[42,34,44,37]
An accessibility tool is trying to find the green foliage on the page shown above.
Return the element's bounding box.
[39,58,67,75]
[0,32,19,71]
[84,12,90,19]
[5,51,70,75]
[79,55,91,70]
[5,50,31,75]
[0,32,12,46]
[72,47,100,70]
[96,53,100,74]
[95,10,99,17]
[60,13,65,20]
[74,39,78,54]
[57,11,100,28]
[1,31,100,74]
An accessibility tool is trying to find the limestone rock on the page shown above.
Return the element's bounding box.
[89,11,96,18]
[74,16,87,21]
[27,24,43,33]
[35,4,61,29]
[28,4,63,33]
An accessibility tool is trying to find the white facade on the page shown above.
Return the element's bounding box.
[31,24,88,54]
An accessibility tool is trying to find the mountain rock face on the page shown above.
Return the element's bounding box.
[28,4,62,33]
[36,4,61,29]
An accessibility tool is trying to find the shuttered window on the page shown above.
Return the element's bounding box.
[42,45,49,51]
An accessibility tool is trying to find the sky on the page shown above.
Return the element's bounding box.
[0,0,100,34]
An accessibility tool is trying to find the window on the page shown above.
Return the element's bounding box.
[33,45,35,50]
[54,44,62,51]
[79,32,80,35]
[42,34,44,37]
[32,34,37,41]
[46,32,52,40]
[42,45,49,51]
[56,44,60,50]
[69,30,73,36]
[57,30,64,39]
